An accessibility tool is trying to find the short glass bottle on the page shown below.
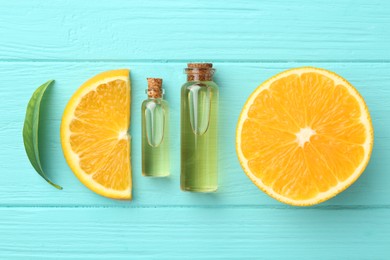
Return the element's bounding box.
[141,78,170,177]
[180,63,219,192]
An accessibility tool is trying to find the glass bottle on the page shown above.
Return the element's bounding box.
[180,63,219,192]
[141,78,169,177]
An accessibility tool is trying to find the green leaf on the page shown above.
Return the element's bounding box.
[23,80,62,190]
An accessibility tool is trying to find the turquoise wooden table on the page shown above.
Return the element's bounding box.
[1,0,389,259]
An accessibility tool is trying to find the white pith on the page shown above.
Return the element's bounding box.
[118,130,129,140]
[296,127,316,147]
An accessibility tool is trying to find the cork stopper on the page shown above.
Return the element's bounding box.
[185,63,215,81]
[187,63,213,69]
[147,78,163,98]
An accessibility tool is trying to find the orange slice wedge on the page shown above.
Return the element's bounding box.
[61,69,131,199]
[236,67,373,206]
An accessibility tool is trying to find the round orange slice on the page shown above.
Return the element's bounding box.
[61,69,131,199]
[236,67,373,206]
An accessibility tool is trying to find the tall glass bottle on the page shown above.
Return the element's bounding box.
[180,63,219,192]
[141,78,169,177]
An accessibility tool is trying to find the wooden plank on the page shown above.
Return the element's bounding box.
[0,62,388,206]
[0,0,389,61]
[0,207,388,259]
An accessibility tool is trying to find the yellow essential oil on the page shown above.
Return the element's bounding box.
[141,78,169,177]
[180,63,219,192]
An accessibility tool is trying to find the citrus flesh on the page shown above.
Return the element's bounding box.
[61,69,131,199]
[236,67,373,206]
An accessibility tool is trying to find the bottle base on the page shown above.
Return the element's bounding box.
[181,186,218,193]
[142,173,170,178]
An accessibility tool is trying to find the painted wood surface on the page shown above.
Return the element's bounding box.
[0,0,389,61]
[0,0,389,259]
[0,208,389,259]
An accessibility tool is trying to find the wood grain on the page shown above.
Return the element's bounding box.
[0,0,389,61]
[0,62,388,207]
[1,0,390,258]
[0,207,388,259]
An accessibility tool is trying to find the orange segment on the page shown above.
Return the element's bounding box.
[61,69,131,199]
[236,67,373,206]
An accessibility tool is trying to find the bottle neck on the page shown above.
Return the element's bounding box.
[147,96,163,100]
[147,90,163,99]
